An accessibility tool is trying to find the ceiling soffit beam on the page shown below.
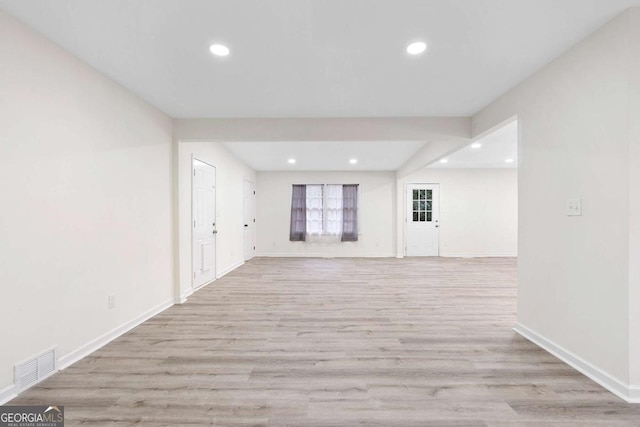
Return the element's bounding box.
[173,117,471,143]
[397,138,472,178]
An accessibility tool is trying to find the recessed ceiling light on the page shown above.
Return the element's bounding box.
[288,158,296,164]
[349,159,358,164]
[471,143,482,149]
[209,44,230,57]
[439,158,448,164]
[505,158,515,163]
[406,41,427,55]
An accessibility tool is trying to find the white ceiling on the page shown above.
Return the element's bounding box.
[429,120,518,169]
[224,141,426,171]
[1,0,639,118]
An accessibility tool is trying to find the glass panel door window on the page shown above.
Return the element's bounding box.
[412,187,434,222]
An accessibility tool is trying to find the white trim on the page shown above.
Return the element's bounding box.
[440,253,518,258]
[176,288,194,304]
[193,278,215,292]
[217,260,245,278]
[0,384,18,405]
[58,297,174,370]
[177,260,245,303]
[514,322,639,403]
[256,253,396,258]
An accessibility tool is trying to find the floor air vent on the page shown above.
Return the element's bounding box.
[15,348,57,390]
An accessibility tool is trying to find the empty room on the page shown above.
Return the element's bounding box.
[1,1,640,426]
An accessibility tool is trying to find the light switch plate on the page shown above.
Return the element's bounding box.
[566,198,582,216]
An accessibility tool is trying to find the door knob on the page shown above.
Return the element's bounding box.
[212,230,218,234]
[244,224,248,227]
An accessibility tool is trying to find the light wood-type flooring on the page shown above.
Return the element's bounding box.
[10,257,640,426]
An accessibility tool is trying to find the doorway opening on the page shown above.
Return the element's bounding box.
[403,118,518,258]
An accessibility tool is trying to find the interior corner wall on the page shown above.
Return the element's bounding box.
[401,168,517,257]
[256,171,396,257]
[472,10,632,389]
[0,9,174,397]
[177,141,256,299]
[628,7,640,392]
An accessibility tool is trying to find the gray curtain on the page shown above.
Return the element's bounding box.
[290,185,306,241]
[341,184,358,242]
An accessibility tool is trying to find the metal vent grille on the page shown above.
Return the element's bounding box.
[38,351,56,378]
[15,348,57,390]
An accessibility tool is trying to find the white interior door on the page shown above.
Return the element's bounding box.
[243,180,256,260]
[192,158,216,288]
[406,183,440,256]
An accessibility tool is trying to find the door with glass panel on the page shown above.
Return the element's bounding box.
[405,184,439,256]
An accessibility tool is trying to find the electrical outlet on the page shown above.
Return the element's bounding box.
[566,198,582,216]
[108,295,116,309]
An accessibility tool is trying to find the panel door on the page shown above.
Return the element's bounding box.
[193,158,216,288]
[243,180,256,260]
[406,184,440,256]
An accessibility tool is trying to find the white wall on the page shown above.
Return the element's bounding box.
[628,7,640,393]
[257,171,396,257]
[177,142,256,299]
[0,9,173,398]
[473,10,636,398]
[402,169,517,257]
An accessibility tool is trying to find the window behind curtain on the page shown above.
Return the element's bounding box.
[306,185,323,235]
[325,185,343,235]
[290,184,358,241]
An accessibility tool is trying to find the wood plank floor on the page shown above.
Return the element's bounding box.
[10,257,640,426]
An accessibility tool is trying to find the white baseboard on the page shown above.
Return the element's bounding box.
[441,253,518,258]
[0,384,18,405]
[169,259,248,306]
[256,253,396,258]
[1,297,175,405]
[514,322,639,403]
[58,297,175,370]
[183,261,245,303]
[176,288,193,304]
[217,260,245,278]
[257,253,515,259]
